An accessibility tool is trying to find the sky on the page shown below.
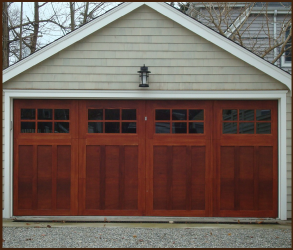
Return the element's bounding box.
[10,2,121,47]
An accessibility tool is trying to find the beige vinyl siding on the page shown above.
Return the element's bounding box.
[4,6,287,91]
[287,92,292,218]
[3,5,291,218]
[2,92,5,210]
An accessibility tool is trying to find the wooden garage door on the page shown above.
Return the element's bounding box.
[13,100,79,215]
[145,101,213,216]
[213,100,278,218]
[78,100,146,215]
[13,99,278,217]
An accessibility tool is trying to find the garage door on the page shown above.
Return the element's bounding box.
[13,99,278,217]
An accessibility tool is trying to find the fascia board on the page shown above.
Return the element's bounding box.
[3,2,143,83]
[146,2,291,91]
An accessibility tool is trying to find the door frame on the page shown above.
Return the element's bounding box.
[3,89,288,220]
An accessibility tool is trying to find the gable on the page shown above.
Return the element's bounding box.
[3,3,291,91]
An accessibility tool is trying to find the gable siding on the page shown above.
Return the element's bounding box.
[3,5,291,218]
[4,5,287,91]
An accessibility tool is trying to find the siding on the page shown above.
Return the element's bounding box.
[3,4,291,218]
[2,92,4,210]
[4,6,287,91]
[287,92,292,218]
[191,4,291,73]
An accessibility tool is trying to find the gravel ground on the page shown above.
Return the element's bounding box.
[2,226,291,248]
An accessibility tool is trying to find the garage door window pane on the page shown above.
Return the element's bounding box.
[105,122,120,133]
[239,110,254,121]
[105,109,120,120]
[21,122,35,133]
[38,109,53,120]
[223,122,237,134]
[223,110,237,121]
[256,110,271,121]
[38,122,52,133]
[256,122,271,134]
[21,109,35,120]
[55,109,69,120]
[155,122,170,133]
[172,122,187,133]
[54,122,69,133]
[239,122,254,134]
[155,110,170,120]
[189,110,204,120]
[189,122,204,134]
[172,110,187,120]
[122,109,136,120]
[88,109,103,120]
[88,122,103,133]
[122,122,136,133]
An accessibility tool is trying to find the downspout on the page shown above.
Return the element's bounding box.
[274,10,278,65]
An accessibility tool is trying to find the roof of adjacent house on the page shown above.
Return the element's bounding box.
[3,2,291,90]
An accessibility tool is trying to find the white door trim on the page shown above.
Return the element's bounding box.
[3,89,288,220]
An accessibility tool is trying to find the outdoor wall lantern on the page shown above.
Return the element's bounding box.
[138,64,151,87]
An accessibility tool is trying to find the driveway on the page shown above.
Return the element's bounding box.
[3,219,291,248]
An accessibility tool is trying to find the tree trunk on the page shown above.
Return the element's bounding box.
[30,2,39,54]
[70,2,75,31]
[83,2,89,25]
[2,2,9,69]
[19,2,23,60]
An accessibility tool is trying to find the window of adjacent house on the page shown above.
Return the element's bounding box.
[281,25,291,67]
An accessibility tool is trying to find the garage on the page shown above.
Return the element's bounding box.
[13,99,278,217]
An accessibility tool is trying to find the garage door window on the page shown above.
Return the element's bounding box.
[155,109,204,134]
[20,108,70,133]
[222,109,271,134]
[88,108,137,133]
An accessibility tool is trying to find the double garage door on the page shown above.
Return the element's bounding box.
[13,99,278,217]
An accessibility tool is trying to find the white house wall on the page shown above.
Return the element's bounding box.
[3,5,291,218]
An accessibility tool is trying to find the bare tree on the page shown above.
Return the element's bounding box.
[176,2,291,66]
[2,2,10,69]
[2,2,120,69]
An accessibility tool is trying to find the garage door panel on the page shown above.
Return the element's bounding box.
[13,99,79,216]
[192,182,205,210]
[37,146,52,178]
[56,178,71,209]
[220,179,235,210]
[124,146,139,210]
[18,145,34,177]
[79,100,144,215]
[219,145,276,214]
[215,100,278,217]
[37,177,52,209]
[238,179,254,210]
[147,100,211,216]
[57,146,71,178]
[18,178,33,209]
[152,145,208,213]
[15,143,77,215]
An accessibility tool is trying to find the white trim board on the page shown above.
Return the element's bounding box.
[2,2,291,91]
[2,89,288,220]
